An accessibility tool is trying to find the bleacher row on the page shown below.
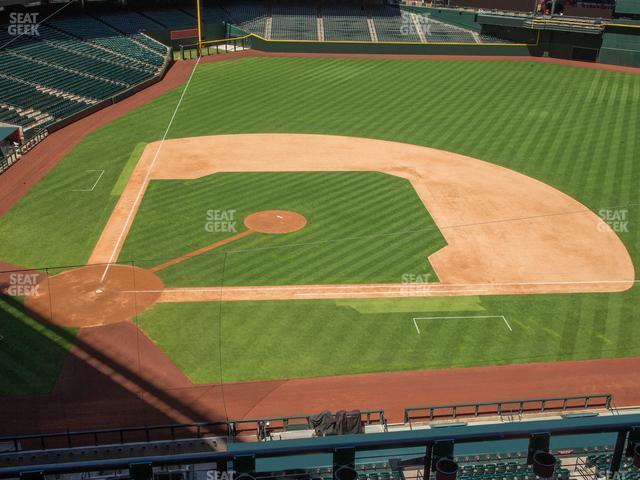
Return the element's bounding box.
[0,10,169,133]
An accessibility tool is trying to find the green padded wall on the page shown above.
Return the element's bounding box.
[615,0,640,16]
[598,29,640,66]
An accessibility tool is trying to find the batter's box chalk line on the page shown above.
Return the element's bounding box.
[72,169,105,192]
[412,315,512,335]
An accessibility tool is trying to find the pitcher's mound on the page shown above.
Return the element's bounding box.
[244,210,307,234]
[24,264,164,328]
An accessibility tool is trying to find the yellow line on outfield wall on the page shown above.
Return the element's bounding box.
[606,23,640,29]
[530,19,640,30]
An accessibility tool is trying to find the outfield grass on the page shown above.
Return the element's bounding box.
[1,58,637,269]
[136,287,640,383]
[122,172,446,286]
[0,57,638,391]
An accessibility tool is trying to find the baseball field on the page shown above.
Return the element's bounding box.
[0,56,638,424]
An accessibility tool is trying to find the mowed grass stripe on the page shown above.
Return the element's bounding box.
[2,58,639,392]
[144,171,444,286]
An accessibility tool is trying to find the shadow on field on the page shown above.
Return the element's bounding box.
[0,267,231,444]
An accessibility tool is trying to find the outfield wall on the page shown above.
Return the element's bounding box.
[598,25,640,66]
[225,24,537,56]
[246,36,535,55]
[220,18,640,67]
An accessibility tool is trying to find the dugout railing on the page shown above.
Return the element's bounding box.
[0,394,613,452]
[403,393,613,425]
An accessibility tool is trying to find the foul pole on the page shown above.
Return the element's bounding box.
[196,0,203,56]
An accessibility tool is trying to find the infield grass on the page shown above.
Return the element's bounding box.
[122,172,446,286]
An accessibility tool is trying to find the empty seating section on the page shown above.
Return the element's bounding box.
[203,5,232,23]
[33,25,159,74]
[458,460,570,480]
[249,458,572,480]
[586,454,640,479]
[213,2,509,44]
[47,16,165,66]
[420,17,477,42]
[0,106,27,127]
[133,34,168,55]
[92,12,168,55]
[478,32,512,43]
[370,6,420,42]
[323,5,371,41]
[223,1,269,37]
[271,4,318,40]
[97,11,164,34]
[137,8,196,30]
[0,103,49,132]
[0,53,124,99]
[0,11,168,133]
[181,5,230,24]
[261,464,402,480]
[0,3,511,137]
[7,42,151,85]
[0,77,85,129]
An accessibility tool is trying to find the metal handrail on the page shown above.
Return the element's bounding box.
[0,409,385,453]
[404,394,612,424]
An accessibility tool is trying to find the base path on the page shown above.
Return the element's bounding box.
[91,134,634,300]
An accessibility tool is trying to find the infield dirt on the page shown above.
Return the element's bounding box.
[90,133,634,301]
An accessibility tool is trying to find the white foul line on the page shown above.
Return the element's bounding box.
[412,315,512,334]
[72,170,105,192]
[99,56,202,284]
[413,318,421,334]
